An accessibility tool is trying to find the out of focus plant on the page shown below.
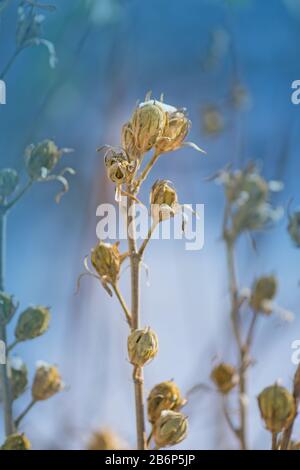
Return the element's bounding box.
[210,163,294,450]
[82,93,205,450]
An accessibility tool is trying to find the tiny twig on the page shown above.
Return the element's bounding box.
[15,400,36,428]
[138,224,156,258]
[4,181,33,212]
[112,284,132,328]
[134,151,160,194]
[7,339,20,354]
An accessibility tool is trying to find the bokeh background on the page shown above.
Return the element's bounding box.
[0,0,300,450]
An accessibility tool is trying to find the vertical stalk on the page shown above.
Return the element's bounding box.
[126,191,147,450]
[0,209,14,436]
[225,236,248,450]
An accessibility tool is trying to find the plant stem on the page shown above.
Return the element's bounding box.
[15,400,36,428]
[112,284,132,328]
[271,432,278,450]
[127,190,147,450]
[0,49,21,80]
[138,224,156,258]
[0,209,14,436]
[135,151,160,193]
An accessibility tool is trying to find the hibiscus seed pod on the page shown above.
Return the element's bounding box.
[104,148,135,185]
[131,101,168,154]
[121,122,140,161]
[147,381,186,424]
[211,363,239,394]
[250,275,277,313]
[150,179,178,223]
[0,168,19,199]
[0,291,18,326]
[128,327,158,367]
[25,140,61,180]
[257,384,296,433]
[153,410,188,448]
[87,428,127,450]
[156,110,190,153]
[9,357,28,400]
[202,105,224,136]
[32,362,63,401]
[288,211,300,248]
[15,306,50,342]
[1,433,31,450]
[91,241,121,286]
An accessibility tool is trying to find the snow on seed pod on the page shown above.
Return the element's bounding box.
[32,361,63,401]
[211,363,239,394]
[0,169,19,201]
[153,410,188,448]
[0,291,18,326]
[1,433,31,450]
[147,381,187,424]
[288,211,300,248]
[257,384,296,433]
[250,275,278,314]
[127,327,158,367]
[15,306,50,342]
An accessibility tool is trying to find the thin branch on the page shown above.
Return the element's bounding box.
[0,48,21,80]
[7,339,20,354]
[4,181,33,212]
[112,284,132,328]
[138,224,156,258]
[271,432,278,451]
[15,400,36,428]
[134,151,160,194]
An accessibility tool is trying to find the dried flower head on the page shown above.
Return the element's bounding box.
[9,357,28,400]
[103,148,135,185]
[147,381,186,424]
[0,168,19,201]
[211,363,239,394]
[1,433,31,450]
[288,211,300,248]
[153,410,188,448]
[250,275,278,314]
[87,428,127,450]
[15,306,50,342]
[156,109,190,153]
[25,140,63,180]
[150,179,179,223]
[258,384,296,433]
[32,362,63,401]
[0,291,18,326]
[91,241,121,287]
[128,327,158,367]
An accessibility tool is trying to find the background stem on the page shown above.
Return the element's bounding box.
[127,192,147,450]
[0,210,14,436]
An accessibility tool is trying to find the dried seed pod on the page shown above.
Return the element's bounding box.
[250,275,277,314]
[153,410,188,448]
[1,433,31,450]
[156,110,190,153]
[202,105,224,135]
[258,385,296,433]
[9,357,28,400]
[32,362,62,401]
[150,179,179,223]
[211,363,238,394]
[91,241,121,286]
[104,148,136,185]
[121,122,140,161]
[0,168,19,200]
[288,211,300,248]
[127,327,158,367]
[87,428,127,450]
[0,291,18,326]
[15,306,50,342]
[130,101,168,154]
[25,140,63,179]
[147,381,186,424]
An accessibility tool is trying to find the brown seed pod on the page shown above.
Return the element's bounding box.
[1,433,31,450]
[87,428,127,450]
[211,363,239,394]
[130,101,168,154]
[147,381,186,424]
[150,179,179,223]
[127,327,158,367]
[153,410,188,448]
[15,306,50,342]
[32,362,63,401]
[121,122,141,161]
[257,384,296,433]
[156,110,190,153]
[250,275,277,314]
[91,241,121,286]
[104,148,136,185]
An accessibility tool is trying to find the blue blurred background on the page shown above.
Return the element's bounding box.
[0,0,300,450]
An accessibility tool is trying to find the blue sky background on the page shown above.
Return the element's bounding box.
[0,0,300,449]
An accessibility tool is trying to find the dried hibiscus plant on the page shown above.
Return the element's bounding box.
[83,94,205,450]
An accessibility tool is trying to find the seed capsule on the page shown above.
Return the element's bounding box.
[156,111,190,153]
[250,276,277,314]
[202,105,224,135]
[32,362,62,401]
[130,102,167,154]
[153,410,188,448]
[150,179,179,223]
[87,428,126,450]
[211,363,238,394]
[127,327,158,367]
[15,306,50,342]
[91,241,121,286]
[1,433,31,450]
[288,211,300,248]
[104,148,135,185]
[25,140,62,179]
[0,168,19,200]
[147,381,186,424]
[9,357,28,400]
[258,385,296,433]
[0,291,18,326]
[121,122,140,161]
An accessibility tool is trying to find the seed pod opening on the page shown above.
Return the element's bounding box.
[211,363,238,394]
[32,362,62,401]
[257,384,296,433]
[1,433,31,450]
[147,381,186,424]
[15,306,50,342]
[104,148,136,185]
[127,327,158,367]
[153,410,188,448]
